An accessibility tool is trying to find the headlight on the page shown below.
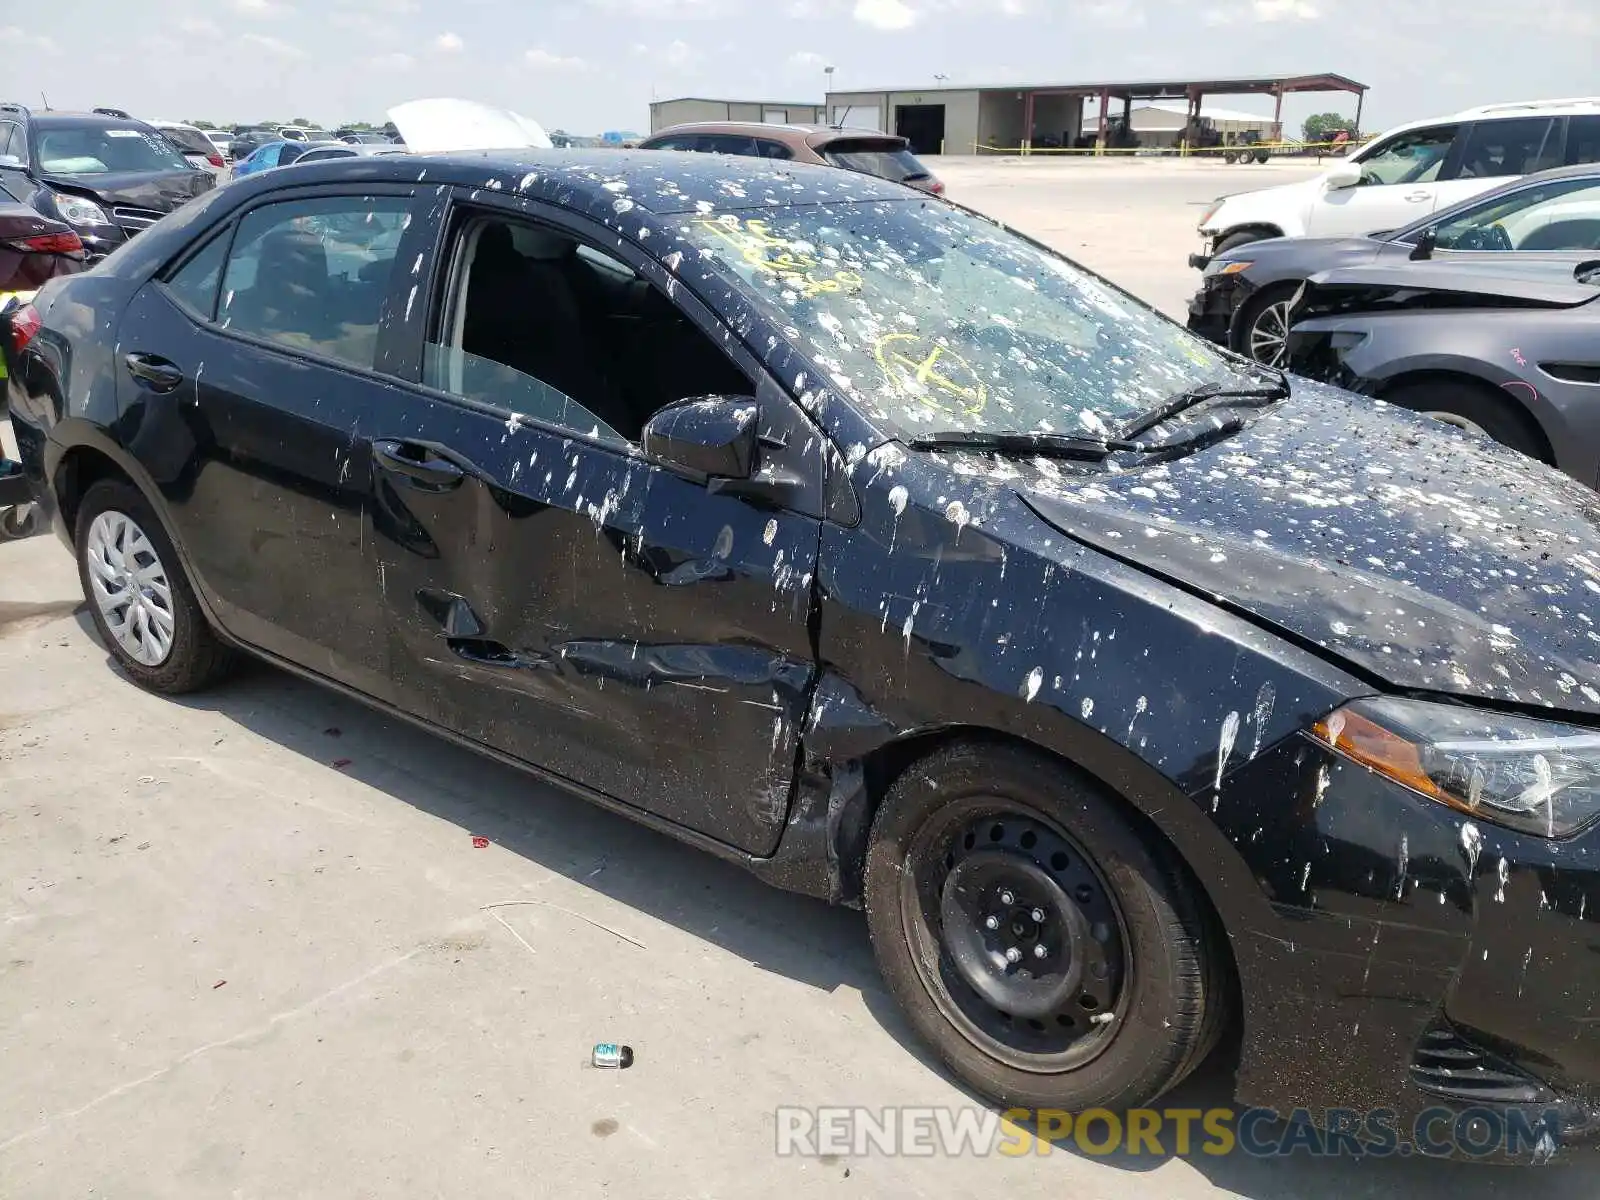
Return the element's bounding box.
[1203,259,1252,277]
[53,195,111,227]
[1313,698,1600,838]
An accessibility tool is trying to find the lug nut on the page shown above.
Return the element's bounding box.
[999,889,1016,905]
[1033,943,1047,958]
[1004,947,1022,963]
[1030,908,1045,923]
[984,915,999,930]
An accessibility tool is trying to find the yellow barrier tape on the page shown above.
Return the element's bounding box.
[973,138,1370,157]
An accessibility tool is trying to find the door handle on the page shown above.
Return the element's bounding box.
[372,439,466,489]
[1403,190,1432,202]
[123,352,184,393]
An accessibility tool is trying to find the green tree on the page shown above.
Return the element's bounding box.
[1302,112,1353,143]
[291,117,312,127]
[187,118,217,129]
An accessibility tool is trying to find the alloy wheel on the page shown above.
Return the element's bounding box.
[900,801,1130,1072]
[83,509,177,666]
[1246,299,1293,367]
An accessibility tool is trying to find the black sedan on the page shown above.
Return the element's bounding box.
[7,150,1600,1160]
[1189,163,1600,366]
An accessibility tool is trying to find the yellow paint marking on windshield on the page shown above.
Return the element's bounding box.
[874,333,988,418]
[695,216,863,299]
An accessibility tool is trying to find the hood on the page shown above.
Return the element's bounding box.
[386,98,553,155]
[1021,382,1600,716]
[1304,260,1600,312]
[1215,234,1390,268]
[38,168,209,212]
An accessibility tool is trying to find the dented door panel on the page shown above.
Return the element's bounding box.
[366,381,823,856]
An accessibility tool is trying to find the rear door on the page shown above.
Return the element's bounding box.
[112,184,427,700]
[365,194,829,855]
[1431,116,1561,212]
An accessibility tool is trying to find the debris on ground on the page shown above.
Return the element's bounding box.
[471,836,490,849]
[591,1043,634,1069]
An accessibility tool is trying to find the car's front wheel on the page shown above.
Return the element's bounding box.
[75,479,236,694]
[864,740,1228,1112]
[1235,283,1301,367]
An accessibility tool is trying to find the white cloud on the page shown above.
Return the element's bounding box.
[854,0,917,29]
[434,31,464,52]
[1080,0,1145,26]
[240,32,306,58]
[369,51,416,70]
[525,47,589,71]
[788,50,829,69]
[588,0,735,16]
[637,38,700,68]
[0,24,59,52]
[1252,0,1318,18]
[176,16,223,36]
[233,0,294,17]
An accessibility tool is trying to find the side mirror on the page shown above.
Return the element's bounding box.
[642,395,759,482]
[1409,226,1438,261]
[1325,162,1362,190]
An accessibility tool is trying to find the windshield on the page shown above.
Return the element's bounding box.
[160,127,215,156]
[679,200,1249,438]
[35,123,190,175]
[823,141,929,182]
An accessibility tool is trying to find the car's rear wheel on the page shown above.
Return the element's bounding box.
[75,479,236,694]
[864,740,1227,1112]
[1235,283,1300,367]
[1383,379,1550,463]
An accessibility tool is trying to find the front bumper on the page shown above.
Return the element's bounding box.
[1185,271,1246,347]
[1216,730,1600,1162]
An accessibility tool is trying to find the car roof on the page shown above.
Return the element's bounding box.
[1365,97,1600,144]
[28,111,152,128]
[238,146,914,213]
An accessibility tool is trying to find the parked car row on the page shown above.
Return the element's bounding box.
[1189,97,1600,492]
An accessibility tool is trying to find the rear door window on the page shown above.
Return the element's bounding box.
[1455,118,1559,180]
[1566,116,1600,166]
[700,135,760,156]
[820,139,929,183]
[217,194,412,369]
[755,139,793,160]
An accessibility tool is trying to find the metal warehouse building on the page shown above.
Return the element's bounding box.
[649,97,826,134]
[824,73,1367,155]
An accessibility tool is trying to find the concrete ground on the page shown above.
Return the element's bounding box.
[1,160,1589,1199]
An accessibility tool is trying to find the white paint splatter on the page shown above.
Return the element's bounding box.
[1214,711,1241,801]
[1080,697,1094,720]
[888,486,909,516]
[1249,682,1276,758]
[1460,822,1484,876]
[1495,857,1509,903]
[1023,667,1043,703]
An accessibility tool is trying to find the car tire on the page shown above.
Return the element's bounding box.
[864,739,1228,1113]
[1382,379,1550,463]
[75,478,236,694]
[1233,283,1302,367]
[1212,230,1267,256]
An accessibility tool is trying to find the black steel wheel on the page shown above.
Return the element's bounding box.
[865,740,1229,1112]
[905,801,1128,1072]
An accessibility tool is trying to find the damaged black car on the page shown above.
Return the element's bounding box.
[6,149,1599,1162]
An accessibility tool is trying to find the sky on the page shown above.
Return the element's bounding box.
[4,0,1599,138]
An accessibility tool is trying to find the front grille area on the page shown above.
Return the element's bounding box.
[1410,1023,1553,1105]
[111,206,164,235]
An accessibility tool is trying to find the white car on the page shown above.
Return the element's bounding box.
[205,130,234,160]
[279,126,336,143]
[1193,97,1600,262]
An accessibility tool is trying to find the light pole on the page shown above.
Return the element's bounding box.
[823,65,835,124]
[934,73,949,85]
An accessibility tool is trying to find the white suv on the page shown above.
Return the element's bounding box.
[1192,98,1600,263]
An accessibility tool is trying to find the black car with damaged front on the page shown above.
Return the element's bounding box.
[0,106,215,259]
[7,151,1599,1162]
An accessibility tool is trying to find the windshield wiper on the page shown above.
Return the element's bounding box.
[908,430,1139,459]
[1117,374,1289,443]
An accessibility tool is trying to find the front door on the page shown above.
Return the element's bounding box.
[1306,123,1462,238]
[367,199,829,855]
[112,186,423,700]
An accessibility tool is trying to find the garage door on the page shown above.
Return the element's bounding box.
[762,109,788,124]
[830,104,884,133]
